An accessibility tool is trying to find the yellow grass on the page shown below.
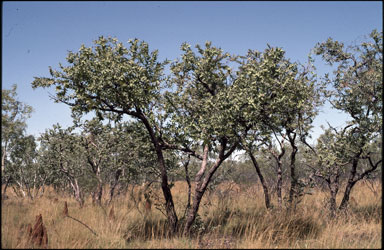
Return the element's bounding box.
[1,181,381,249]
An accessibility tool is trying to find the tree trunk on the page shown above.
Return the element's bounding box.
[70,179,84,208]
[270,144,285,208]
[184,145,209,234]
[276,163,283,208]
[184,189,204,234]
[339,158,359,210]
[288,133,298,206]
[183,142,237,235]
[157,147,178,233]
[339,180,357,210]
[93,181,103,205]
[328,177,340,218]
[108,169,122,205]
[1,142,7,173]
[183,155,192,218]
[249,151,271,209]
[139,114,178,233]
[2,176,11,200]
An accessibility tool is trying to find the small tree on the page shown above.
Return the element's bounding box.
[39,124,88,206]
[309,127,351,217]
[233,46,321,209]
[32,37,178,231]
[166,41,240,234]
[2,85,34,198]
[314,29,382,210]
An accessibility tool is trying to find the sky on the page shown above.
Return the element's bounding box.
[2,1,383,143]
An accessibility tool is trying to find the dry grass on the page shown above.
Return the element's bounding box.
[1,181,381,249]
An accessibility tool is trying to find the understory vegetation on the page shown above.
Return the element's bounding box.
[1,180,381,249]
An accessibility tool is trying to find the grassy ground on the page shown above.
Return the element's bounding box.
[1,180,381,249]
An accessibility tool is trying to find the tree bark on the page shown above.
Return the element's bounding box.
[93,181,103,205]
[184,145,209,234]
[269,136,286,208]
[328,175,340,218]
[156,145,178,233]
[183,142,237,235]
[70,179,84,208]
[2,176,11,200]
[287,133,298,206]
[276,163,283,207]
[339,157,359,210]
[139,113,178,233]
[108,169,122,205]
[249,151,271,209]
[183,155,192,218]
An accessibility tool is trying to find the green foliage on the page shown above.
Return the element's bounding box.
[314,29,382,139]
[234,45,322,141]
[32,36,167,123]
[166,41,238,145]
[2,85,33,171]
[313,29,382,170]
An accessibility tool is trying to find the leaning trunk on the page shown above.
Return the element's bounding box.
[184,145,209,234]
[339,180,357,210]
[339,158,359,210]
[156,146,178,233]
[140,114,178,233]
[249,151,271,209]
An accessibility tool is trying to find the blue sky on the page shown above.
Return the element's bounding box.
[2,1,383,142]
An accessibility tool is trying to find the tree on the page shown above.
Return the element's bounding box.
[233,46,322,208]
[308,127,351,217]
[166,41,240,234]
[32,37,178,232]
[314,29,382,210]
[39,124,88,206]
[77,118,123,205]
[2,85,33,198]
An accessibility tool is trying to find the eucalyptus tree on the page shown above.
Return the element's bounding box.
[233,46,322,208]
[166,41,240,234]
[32,37,179,231]
[2,85,33,197]
[314,29,382,210]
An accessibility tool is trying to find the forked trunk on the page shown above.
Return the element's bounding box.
[183,142,237,235]
[339,158,359,210]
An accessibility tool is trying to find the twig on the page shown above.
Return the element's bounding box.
[65,215,98,236]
